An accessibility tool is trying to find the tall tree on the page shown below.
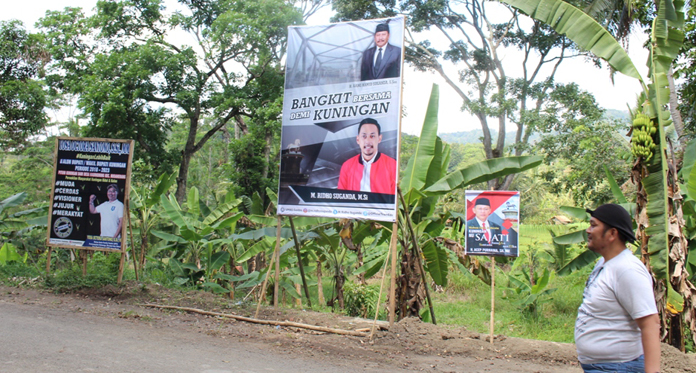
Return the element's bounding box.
[39,0,302,202]
[332,0,591,189]
[0,20,50,150]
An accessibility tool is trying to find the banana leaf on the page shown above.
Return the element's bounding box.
[401,84,440,201]
[498,0,642,82]
[553,230,587,245]
[604,165,627,204]
[0,192,27,216]
[422,239,448,286]
[558,250,600,276]
[187,187,200,217]
[560,206,588,221]
[424,155,543,195]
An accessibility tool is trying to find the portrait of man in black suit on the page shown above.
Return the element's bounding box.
[466,197,503,248]
[360,23,402,81]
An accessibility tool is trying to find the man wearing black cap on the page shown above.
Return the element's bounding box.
[466,198,503,250]
[360,23,401,81]
[575,204,660,373]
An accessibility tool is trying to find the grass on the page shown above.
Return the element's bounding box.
[432,266,589,343]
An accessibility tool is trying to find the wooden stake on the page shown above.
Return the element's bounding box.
[289,216,312,307]
[274,216,282,307]
[295,283,302,307]
[81,250,87,276]
[317,260,325,306]
[141,304,370,337]
[389,221,398,326]
[127,199,139,281]
[45,247,52,275]
[255,216,281,319]
[370,234,392,340]
[117,250,126,285]
[490,261,495,344]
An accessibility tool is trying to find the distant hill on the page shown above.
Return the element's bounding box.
[440,109,630,146]
[605,109,630,122]
[439,129,537,145]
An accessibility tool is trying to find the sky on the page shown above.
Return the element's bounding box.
[4,1,650,135]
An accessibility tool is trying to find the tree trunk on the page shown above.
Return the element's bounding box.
[335,269,345,309]
[175,146,194,204]
[395,239,423,320]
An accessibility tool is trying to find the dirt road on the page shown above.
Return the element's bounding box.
[1,284,693,373]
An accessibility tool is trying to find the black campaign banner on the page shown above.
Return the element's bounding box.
[47,137,134,252]
[277,16,405,222]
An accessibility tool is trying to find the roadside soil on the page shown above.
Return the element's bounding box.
[2,282,694,373]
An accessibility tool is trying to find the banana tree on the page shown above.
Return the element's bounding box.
[153,187,243,288]
[394,84,543,320]
[129,172,177,268]
[499,0,694,349]
[1,192,47,259]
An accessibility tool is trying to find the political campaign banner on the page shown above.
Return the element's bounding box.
[464,191,520,257]
[47,137,134,252]
[277,16,405,222]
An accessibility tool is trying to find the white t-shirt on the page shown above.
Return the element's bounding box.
[95,200,124,237]
[575,248,657,364]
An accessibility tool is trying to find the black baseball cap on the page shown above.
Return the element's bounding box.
[586,204,636,243]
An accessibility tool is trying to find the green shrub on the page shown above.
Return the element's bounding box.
[343,281,386,319]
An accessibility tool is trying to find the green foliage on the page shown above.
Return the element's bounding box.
[0,20,50,149]
[343,281,385,319]
[536,90,632,205]
[43,252,122,292]
[499,0,642,81]
[0,242,25,264]
[38,0,302,201]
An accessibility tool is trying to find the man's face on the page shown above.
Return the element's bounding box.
[107,187,118,202]
[474,204,491,222]
[356,123,382,161]
[374,31,389,48]
[586,217,611,253]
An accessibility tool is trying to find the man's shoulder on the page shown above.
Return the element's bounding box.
[342,154,361,167]
[378,153,396,164]
[611,249,648,271]
[387,43,401,53]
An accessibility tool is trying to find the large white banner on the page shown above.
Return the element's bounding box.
[277,17,405,222]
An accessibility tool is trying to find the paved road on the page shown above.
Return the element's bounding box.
[0,301,357,373]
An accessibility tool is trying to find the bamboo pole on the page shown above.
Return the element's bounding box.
[255,216,282,319]
[288,216,312,307]
[140,304,369,337]
[490,261,495,344]
[397,187,436,324]
[389,221,398,326]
